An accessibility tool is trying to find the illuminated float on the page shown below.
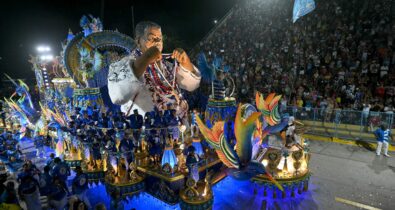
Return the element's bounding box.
[6,12,313,208]
[197,92,311,200]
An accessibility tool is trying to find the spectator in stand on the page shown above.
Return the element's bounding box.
[362,102,371,126]
[325,97,336,122]
[192,0,395,125]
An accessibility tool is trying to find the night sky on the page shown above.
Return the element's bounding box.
[0,0,236,81]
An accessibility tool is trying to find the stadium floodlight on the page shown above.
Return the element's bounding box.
[40,54,53,61]
[37,46,51,53]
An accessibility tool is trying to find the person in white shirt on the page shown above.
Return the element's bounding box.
[107,21,201,122]
[285,117,296,147]
[362,102,371,126]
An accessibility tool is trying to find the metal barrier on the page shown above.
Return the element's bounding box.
[284,106,395,144]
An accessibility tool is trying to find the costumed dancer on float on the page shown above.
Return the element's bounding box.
[114,112,127,146]
[285,116,296,148]
[190,109,200,138]
[118,131,135,170]
[166,109,181,143]
[91,137,102,168]
[82,128,95,166]
[34,134,45,159]
[186,146,200,182]
[48,120,66,158]
[107,21,201,124]
[145,113,162,166]
[153,110,166,144]
[129,109,144,143]
[105,129,118,174]
[149,133,163,166]
[143,112,154,143]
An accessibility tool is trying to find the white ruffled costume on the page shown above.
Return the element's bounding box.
[107,49,201,117]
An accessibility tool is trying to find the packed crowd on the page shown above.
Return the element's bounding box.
[195,0,395,114]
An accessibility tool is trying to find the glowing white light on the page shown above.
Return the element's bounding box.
[277,156,285,170]
[261,159,268,167]
[37,46,51,52]
[40,55,53,61]
[214,20,218,24]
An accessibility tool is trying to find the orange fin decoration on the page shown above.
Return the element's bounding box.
[269,95,282,110]
[196,116,240,168]
[256,92,266,110]
[196,115,224,149]
[256,91,282,126]
[215,150,237,168]
[265,93,276,104]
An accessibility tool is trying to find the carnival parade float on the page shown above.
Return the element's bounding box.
[0,15,311,210]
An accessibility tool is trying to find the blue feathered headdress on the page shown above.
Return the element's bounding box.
[80,15,90,28]
[197,52,215,82]
[197,53,231,82]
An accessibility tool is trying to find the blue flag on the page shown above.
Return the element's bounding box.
[293,0,316,23]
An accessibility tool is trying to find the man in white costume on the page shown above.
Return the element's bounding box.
[108,21,201,121]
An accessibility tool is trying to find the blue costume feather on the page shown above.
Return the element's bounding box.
[80,15,89,28]
[212,55,222,70]
[93,51,103,71]
[67,29,74,41]
[197,52,215,82]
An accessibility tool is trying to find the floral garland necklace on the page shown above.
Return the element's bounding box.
[133,49,181,103]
